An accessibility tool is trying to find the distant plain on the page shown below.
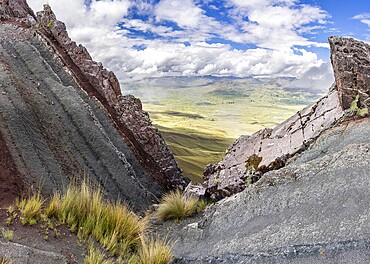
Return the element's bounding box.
[122,77,323,182]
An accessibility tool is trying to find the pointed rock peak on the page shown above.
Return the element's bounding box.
[329,36,370,110]
[0,0,35,25]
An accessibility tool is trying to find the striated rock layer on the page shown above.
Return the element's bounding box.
[186,36,370,200]
[0,0,187,210]
[162,119,370,263]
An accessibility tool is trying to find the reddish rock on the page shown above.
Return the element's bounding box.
[329,36,370,110]
[0,0,35,25]
[0,0,187,208]
[34,4,186,191]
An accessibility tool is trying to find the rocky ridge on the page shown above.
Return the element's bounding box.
[186,36,370,200]
[35,3,187,191]
[160,36,370,263]
[0,0,186,210]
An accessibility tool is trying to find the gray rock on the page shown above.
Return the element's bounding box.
[0,1,187,210]
[0,241,66,264]
[36,4,187,191]
[163,120,370,263]
[187,83,343,200]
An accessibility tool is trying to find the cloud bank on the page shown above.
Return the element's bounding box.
[28,0,335,90]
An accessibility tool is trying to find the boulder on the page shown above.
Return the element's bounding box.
[330,36,370,109]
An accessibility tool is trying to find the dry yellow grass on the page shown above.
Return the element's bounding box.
[16,193,44,225]
[0,257,11,264]
[16,180,173,263]
[156,190,202,221]
[138,237,173,264]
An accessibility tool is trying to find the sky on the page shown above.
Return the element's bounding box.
[27,0,370,91]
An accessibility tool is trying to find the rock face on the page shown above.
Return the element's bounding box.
[0,0,186,210]
[162,114,370,264]
[186,36,370,200]
[330,36,370,109]
[161,36,370,263]
[35,4,186,191]
[0,0,35,25]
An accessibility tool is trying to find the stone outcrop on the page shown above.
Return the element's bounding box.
[330,36,370,109]
[0,0,35,25]
[35,4,186,191]
[0,0,186,210]
[159,119,370,263]
[158,36,370,263]
[186,36,370,200]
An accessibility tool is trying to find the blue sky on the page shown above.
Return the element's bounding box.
[28,0,370,90]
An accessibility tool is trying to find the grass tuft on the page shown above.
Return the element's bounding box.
[44,192,61,219]
[1,228,14,241]
[138,237,173,264]
[16,193,44,225]
[14,179,173,263]
[0,256,11,264]
[156,190,202,221]
[48,180,148,260]
[84,244,114,264]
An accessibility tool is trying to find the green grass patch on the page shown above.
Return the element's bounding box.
[157,125,233,182]
[1,228,14,241]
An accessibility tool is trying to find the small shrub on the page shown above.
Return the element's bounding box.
[350,95,368,117]
[137,237,172,264]
[17,193,44,225]
[0,256,11,264]
[1,228,14,241]
[47,21,53,28]
[156,190,199,221]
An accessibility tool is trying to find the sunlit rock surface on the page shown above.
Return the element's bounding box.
[164,37,370,263]
[186,36,370,200]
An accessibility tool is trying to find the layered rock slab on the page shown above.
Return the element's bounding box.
[35,4,186,190]
[197,87,343,199]
[162,119,370,263]
[0,0,186,210]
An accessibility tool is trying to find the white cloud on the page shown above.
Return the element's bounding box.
[353,13,370,28]
[27,0,333,91]
[228,1,329,50]
[155,0,203,28]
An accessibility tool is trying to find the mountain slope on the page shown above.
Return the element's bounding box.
[0,0,186,211]
[160,36,370,263]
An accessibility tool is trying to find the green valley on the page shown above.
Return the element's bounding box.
[122,76,323,182]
